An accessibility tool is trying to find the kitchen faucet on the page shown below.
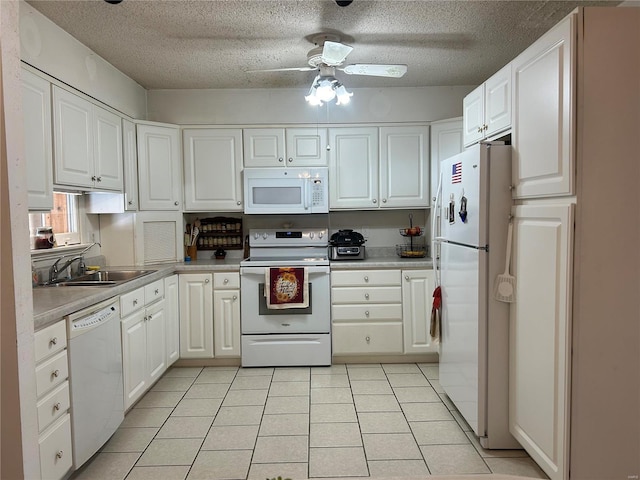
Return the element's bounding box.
[48,242,101,283]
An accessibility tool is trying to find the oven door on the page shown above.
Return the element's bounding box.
[240,265,330,334]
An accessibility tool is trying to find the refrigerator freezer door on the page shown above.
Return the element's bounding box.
[439,241,488,438]
[439,144,486,248]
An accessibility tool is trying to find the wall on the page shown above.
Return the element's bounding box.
[19,2,147,119]
[1,1,39,478]
[147,86,472,125]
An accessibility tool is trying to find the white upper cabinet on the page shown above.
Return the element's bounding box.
[511,15,575,199]
[137,122,182,210]
[379,125,430,209]
[183,128,243,212]
[463,63,512,147]
[52,85,123,191]
[430,117,464,206]
[329,127,379,209]
[122,119,139,211]
[243,127,327,167]
[21,68,53,211]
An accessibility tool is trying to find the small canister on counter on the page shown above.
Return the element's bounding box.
[34,226,55,249]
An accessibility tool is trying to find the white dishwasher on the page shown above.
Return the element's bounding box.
[66,297,124,470]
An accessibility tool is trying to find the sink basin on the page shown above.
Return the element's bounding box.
[42,269,156,287]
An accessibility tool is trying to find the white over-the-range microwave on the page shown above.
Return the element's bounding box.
[243,167,329,215]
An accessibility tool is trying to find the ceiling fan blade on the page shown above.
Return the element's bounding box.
[321,41,353,66]
[341,64,408,78]
[246,66,317,73]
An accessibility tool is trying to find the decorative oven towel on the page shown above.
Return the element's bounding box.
[265,267,309,309]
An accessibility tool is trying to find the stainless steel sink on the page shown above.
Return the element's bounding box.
[42,269,156,287]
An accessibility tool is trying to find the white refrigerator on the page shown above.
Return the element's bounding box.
[435,142,520,449]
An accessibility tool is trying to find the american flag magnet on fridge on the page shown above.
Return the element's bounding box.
[451,162,462,183]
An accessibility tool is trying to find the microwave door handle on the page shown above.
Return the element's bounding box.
[303,179,309,210]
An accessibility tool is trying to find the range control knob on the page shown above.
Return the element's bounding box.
[262,232,268,240]
[319,231,324,238]
[253,232,259,240]
[309,232,315,239]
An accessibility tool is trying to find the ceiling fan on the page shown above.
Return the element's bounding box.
[251,34,408,79]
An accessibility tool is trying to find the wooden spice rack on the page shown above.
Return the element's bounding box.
[197,216,243,250]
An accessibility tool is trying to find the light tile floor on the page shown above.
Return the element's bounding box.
[71,363,548,480]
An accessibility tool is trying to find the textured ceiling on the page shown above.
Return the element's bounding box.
[27,0,620,90]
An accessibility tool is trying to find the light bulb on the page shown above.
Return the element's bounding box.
[305,94,323,106]
[335,84,353,105]
[316,77,336,102]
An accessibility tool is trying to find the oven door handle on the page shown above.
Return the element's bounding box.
[241,265,330,275]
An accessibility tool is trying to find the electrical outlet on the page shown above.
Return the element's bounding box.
[361,227,370,240]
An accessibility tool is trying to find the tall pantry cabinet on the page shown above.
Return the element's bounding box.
[508,8,639,480]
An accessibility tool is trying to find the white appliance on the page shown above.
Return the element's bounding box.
[66,297,124,469]
[243,167,329,214]
[240,228,331,366]
[434,142,519,449]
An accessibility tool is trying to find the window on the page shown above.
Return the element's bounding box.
[29,193,81,248]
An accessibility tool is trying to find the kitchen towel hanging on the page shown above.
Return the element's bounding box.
[265,267,309,309]
[430,286,442,343]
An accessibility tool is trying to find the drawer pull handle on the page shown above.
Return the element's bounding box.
[53,402,61,411]
[365,293,370,299]
[52,369,60,378]
[365,311,370,317]
[365,336,371,344]
[223,278,229,284]
[56,450,64,459]
[50,337,58,346]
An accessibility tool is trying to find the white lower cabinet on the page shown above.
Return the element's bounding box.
[402,269,437,354]
[164,274,180,366]
[179,273,214,358]
[34,320,72,480]
[121,282,167,410]
[213,272,241,357]
[331,269,404,355]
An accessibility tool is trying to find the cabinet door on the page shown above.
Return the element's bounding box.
[484,63,512,139]
[509,203,573,480]
[402,269,437,354]
[122,119,139,211]
[183,129,243,211]
[379,125,430,208]
[164,274,180,367]
[179,274,214,358]
[285,127,328,166]
[213,289,241,357]
[512,15,575,199]
[137,123,182,210]
[430,117,463,206]
[121,309,147,410]
[462,84,485,147]
[243,128,285,167]
[329,127,379,209]
[146,299,167,383]
[93,106,123,191]
[22,69,53,211]
[52,86,94,188]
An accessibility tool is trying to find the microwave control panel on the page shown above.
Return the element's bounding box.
[312,179,325,206]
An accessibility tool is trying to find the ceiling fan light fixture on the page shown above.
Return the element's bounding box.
[335,83,353,105]
[316,76,337,102]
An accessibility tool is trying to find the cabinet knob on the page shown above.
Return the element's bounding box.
[205,278,210,283]
[97,176,102,182]
[278,157,284,162]
[237,201,241,206]
[364,276,369,282]
[364,293,370,300]
[128,200,134,206]
[155,288,159,295]
[133,299,138,306]
[365,336,371,344]
[365,311,370,317]
[223,278,229,284]
[288,158,293,163]
[148,313,153,320]
[233,295,237,301]
[405,275,409,281]
[477,127,483,133]
[174,201,179,206]
[372,199,377,204]
[53,402,61,411]
[56,451,64,459]
[91,175,97,181]
[52,369,60,378]
[382,198,387,203]
[483,124,488,131]
[50,337,58,346]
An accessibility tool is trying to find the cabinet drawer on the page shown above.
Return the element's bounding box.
[331,270,401,287]
[331,286,402,304]
[144,279,164,305]
[332,304,402,322]
[39,413,72,480]
[34,320,67,363]
[35,350,68,397]
[214,272,240,289]
[332,322,403,355]
[36,381,70,433]
[120,287,145,317]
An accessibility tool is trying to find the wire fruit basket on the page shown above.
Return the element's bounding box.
[396,215,428,258]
